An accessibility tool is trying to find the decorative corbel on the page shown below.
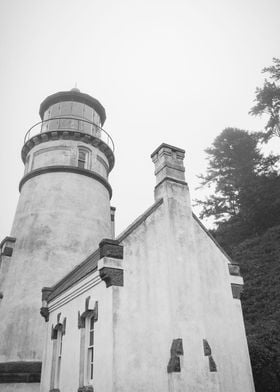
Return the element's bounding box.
[99,238,123,259]
[231,283,243,299]
[40,287,53,322]
[40,306,50,322]
[99,267,123,287]
[228,263,241,276]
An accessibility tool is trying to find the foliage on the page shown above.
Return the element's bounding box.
[196,128,280,249]
[197,126,280,390]
[250,58,280,141]
[232,226,280,392]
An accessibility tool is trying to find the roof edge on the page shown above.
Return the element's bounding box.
[192,212,234,264]
[117,198,164,242]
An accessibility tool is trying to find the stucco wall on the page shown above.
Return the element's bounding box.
[39,178,254,392]
[25,140,109,179]
[112,179,254,392]
[192,218,255,392]
[0,163,112,364]
[40,271,114,392]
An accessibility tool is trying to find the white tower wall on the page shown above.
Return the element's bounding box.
[0,89,114,390]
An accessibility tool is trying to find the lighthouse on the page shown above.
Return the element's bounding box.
[0,88,255,392]
[0,88,115,390]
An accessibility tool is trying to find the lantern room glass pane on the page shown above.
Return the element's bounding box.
[93,111,100,126]
[84,105,93,121]
[48,118,60,131]
[60,101,72,116]
[72,102,84,118]
[51,103,61,117]
[83,121,92,135]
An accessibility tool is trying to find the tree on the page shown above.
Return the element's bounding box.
[197,128,277,221]
[196,127,280,250]
[250,58,280,141]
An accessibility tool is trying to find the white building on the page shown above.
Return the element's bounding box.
[0,89,255,392]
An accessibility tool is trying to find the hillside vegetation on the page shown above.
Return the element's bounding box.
[232,226,280,391]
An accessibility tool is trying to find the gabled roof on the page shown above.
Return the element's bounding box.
[45,198,232,303]
[47,249,100,302]
[45,198,164,302]
[192,212,233,263]
[117,198,164,242]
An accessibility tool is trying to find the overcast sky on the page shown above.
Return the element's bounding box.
[0,0,279,241]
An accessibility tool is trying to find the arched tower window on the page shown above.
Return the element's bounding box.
[77,147,91,170]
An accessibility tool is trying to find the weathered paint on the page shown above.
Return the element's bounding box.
[0,91,114,392]
[40,269,114,392]
[24,140,109,179]
[40,146,255,392]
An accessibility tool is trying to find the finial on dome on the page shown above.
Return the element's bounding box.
[71,83,80,93]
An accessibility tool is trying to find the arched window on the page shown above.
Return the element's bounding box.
[78,297,98,392]
[77,147,91,169]
[50,316,66,391]
[55,328,63,388]
[87,315,95,383]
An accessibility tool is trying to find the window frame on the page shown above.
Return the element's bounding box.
[86,315,95,385]
[54,328,63,389]
[77,147,91,170]
[78,298,98,391]
[50,316,66,391]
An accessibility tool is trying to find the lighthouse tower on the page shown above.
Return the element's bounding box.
[0,89,115,390]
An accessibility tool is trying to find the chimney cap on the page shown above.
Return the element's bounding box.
[150,143,185,159]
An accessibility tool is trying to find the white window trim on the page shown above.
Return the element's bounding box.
[77,147,91,170]
[85,315,95,386]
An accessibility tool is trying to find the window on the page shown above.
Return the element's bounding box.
[50,316,66,391]
[77,147,91,169]
[78,150,87,168]
[55,329,63,388]
[87,315,95,383]
[78,298,98,391]
[24,154,30,174]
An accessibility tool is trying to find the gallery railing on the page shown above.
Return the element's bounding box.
[24,116,114,152]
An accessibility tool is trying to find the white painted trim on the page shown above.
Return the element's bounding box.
[49,272,102,312]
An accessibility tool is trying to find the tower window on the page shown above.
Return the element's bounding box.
[77,148,90,169]
[78,150,86,168]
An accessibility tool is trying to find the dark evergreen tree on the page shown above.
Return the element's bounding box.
[196,128,280,249]
[250,58,280,141]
